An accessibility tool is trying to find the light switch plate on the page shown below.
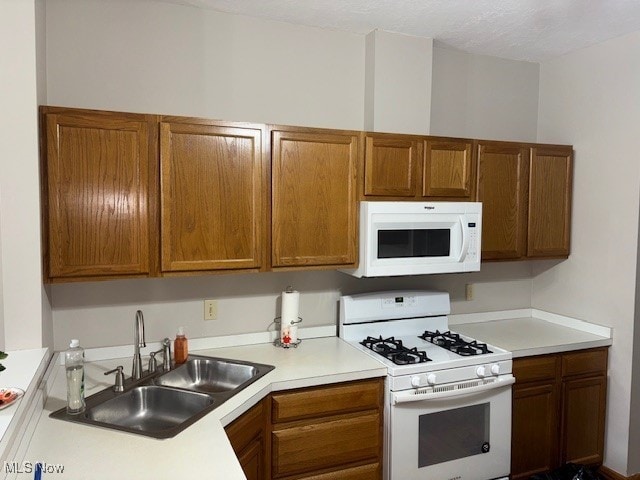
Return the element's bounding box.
[204,299,217,320]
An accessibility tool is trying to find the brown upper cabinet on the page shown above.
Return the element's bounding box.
[271,127,358,269]
[362,133,420,198]
[41,107,158,282]
[40,106,573,282]
[422,138,475,200]
[159,118,266,273]
[476,141,530,260]
[361,133,475,202]
[477,141,572,261]
[528,146,572,258]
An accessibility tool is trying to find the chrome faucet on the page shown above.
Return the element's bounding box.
[132,310,146,379]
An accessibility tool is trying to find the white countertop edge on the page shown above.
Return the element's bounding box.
[449,309,533,325]
[0,348,50,462]
[511,338,613,358]
[62,325,337,364]
[531,309,612,338]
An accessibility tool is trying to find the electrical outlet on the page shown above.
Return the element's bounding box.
[465,284,474,301]
[204,299,217,320]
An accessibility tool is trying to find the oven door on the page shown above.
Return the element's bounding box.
[388,376,514,480]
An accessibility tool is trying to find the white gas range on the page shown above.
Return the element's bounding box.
[339,291,514,480]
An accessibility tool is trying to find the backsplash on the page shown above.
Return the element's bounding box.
[51,262,533,350]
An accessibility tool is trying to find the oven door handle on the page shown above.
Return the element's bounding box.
[392,375,515,404]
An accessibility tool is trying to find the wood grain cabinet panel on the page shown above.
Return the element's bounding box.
[271,413,381,478]
[271,379,382,423]
[511,382,559,480]
[423,139,475,200]
[512,349,608,479]
[271,129,358,268]
[43,108,155,280]
[160,120,265,273]
[363,134,419,197]
[561,376,607,466]
[225,399,268,480]
[476,142,530,260]
[528,146,572,258]
[296,462,380,480]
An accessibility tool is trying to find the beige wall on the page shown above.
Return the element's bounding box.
[430,44,540,142]
[0,0,46,351]
[46,0,365,130]
[364,30,433,134]
[51,263,533,350]
[534,31,640,475]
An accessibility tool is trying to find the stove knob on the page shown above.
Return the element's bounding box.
[411,376,421,388]
[491,364,501,375]
[476,366,487,378]
[427,373,437,385]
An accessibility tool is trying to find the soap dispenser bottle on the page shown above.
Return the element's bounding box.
[174,327,188,365]
[65,339,85,414]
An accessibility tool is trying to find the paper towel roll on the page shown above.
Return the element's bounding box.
[281,289,300,326]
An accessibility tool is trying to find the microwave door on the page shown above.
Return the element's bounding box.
[372,219,463,264]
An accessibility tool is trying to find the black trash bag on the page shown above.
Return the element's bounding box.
[530,463,603,480]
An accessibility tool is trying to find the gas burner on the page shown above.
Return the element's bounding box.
[419,330,492,356]
[361,336,431,365]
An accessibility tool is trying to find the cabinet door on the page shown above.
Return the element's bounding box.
[237,437,264,480]
[528,146,572,257]
[476,142,530,260]
[511,382,559,480]
[561,376,606,466]
[271,129,358,268]
[271,412,380,478]
[45,109,153,279]
[423,139,475,200]
[363,134,419,197]
[160,121,265,272]
[225,399,267,480]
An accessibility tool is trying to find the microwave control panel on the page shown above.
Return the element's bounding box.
[467,222,479,262]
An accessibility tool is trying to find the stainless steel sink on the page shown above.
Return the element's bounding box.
[154,356,261,393]
[50,354,275,439]
[85,386,215,437]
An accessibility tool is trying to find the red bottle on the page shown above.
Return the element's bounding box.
[174,327,188,365]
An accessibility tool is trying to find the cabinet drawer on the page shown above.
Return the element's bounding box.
[271,379,383,423]
[296,462,380,480]
[514,355,559,383]
[272,412,381,478]
[562,349,607,377]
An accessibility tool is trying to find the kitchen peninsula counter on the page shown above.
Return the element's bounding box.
[10,337,386,480]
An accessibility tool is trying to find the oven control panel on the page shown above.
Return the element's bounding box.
[390,360,513,391]
[382,295,417,308]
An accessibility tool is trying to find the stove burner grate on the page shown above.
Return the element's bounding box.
[360,336,431,365]
[419,330,493,356]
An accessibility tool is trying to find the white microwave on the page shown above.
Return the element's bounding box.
[342,201,482,277]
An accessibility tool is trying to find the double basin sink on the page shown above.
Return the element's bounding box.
[51,355,275,439]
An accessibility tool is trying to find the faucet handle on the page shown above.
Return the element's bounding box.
[104,366,125,392]
[148,349,164,373]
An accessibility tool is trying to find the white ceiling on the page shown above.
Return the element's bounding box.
[157,0,640,62]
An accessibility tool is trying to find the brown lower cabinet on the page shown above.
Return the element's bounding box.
[511,348,608,480]
[225,378,384,480]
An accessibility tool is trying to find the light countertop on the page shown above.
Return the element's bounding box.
[10,337,386,480]
[452,313,612,358]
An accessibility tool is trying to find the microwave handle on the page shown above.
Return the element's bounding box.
[457,217,470,262]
